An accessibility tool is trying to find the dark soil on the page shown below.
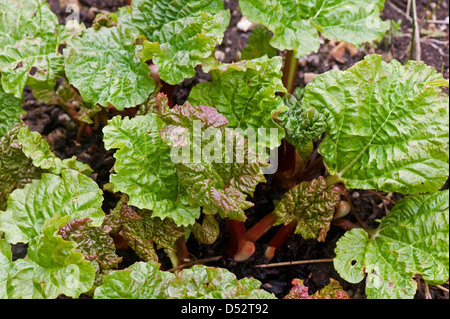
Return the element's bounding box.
[15,0,449,299]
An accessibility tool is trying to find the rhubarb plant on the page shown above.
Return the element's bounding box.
[0,0,448,300]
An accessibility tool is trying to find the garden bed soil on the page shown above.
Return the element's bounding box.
[15,0,449,299]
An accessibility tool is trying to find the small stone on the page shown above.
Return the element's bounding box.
[303,72,317,84]
[237,16,256,32]
[215,50,226,62]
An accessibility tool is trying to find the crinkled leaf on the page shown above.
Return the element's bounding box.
[154,94,267,221]
[0,0,65,97]
[241,25,277,60]
[0,216,96,299]
[103,113,201,226]
[191,214,220,245]
[117,0,229,84]
[64,26,155,110]
[239,0,390,57]
[167,265,275,299]
[0,85,24,136]
[94,261,275,299]
[139,10,230,84]
[0,169,104,244]
[18,126,93,176]
[305,55,449,193]
[273,177,344,241]
[283,279,312,299]
[0,124,43,211]
[284,278,350,299]
[188,56,287,149]
[274,93,326,152]
[334,191,449,299]
[58,218,122,273]
[105,195,185,262]
[93,261,175,299]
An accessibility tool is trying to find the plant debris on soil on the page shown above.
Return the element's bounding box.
[14,0,449,299]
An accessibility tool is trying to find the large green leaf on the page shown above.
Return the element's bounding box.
[115,0,229,85]
[304,54,449,193]
[0,169,104,244]
[64,26,155,110]
[188,56,287,149]
[103,113,200,226]
[334,191,449,299]
[154,94,268,221]
[239,0,390,57]
[17,126,93,176]
[139,10,230,84]
[0,85,24,137]
[0,0,65,97]
[0,217,96,299]
[94,261,275,299]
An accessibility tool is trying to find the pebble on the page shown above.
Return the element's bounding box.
[303,72,317,84]
[237,16,256,32]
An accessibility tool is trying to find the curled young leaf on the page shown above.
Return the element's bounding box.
[305,54,449,193]
[334,191,449,299]
[273,177,345,241]
[274,93,326,153]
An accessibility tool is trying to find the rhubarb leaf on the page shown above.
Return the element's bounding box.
[0,85,24,136]
[154,94,267,221]
[64,26,155,110]
[241,25,277,60]
[17,126,93,176]
[58,218,122,273]
[93,261,174,299]
[106,196,185,262]
[305,55,449,193]
[188,56,287,149]
[139,10,230,84]
[0,169,104,244]
[0,0,65,97]
[103,113,201,227]
[274,93,326,152]
[0,217,96,299]
[239,0,390,57]
[273,177,344,241]
[0,124,44,211]
[334,191,449,299]
[118,0,229,84]
[191,214,220,245]
[94,261,275,299]
[284,278,350,299]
